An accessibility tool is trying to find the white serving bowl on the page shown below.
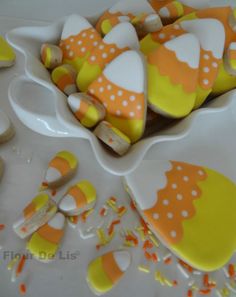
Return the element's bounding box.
[6,13,236,175]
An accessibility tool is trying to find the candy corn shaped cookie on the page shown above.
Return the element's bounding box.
[77,22,139,92]
[59,180,97,216]
[147,33,200,118]
[95,0,155,34]
[13,193,57,239]
[0,110,14,144]
[40,44,63,70]
[94,121,131,156]
[27,212,65,262]
[0,36,15,68]
[59,14,102,72]
[43,151,78,189]
[88,50,147,143]
[51,64,77,95]
[224,42,236,76]
[124,160,236,271]
[131,13,163,38]
[87,250,131,295]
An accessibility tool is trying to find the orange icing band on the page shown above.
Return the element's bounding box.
[37,224,64,244]
[198,49,220,90]
[23,202,36,219]
[57,73,75,91]
[150,23,186,44]
[148,45,198,93]
[88,74,145,120]
[60,28,101,61]
[102,251,123,283]
[144,161,207,245]
[67,186,87,208]
[88,40,128,69]
[49,156,71,176]
[74,99,89,121]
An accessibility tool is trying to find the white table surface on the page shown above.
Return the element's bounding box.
[1,1,236,297]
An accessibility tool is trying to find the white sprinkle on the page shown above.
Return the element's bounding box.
[191,190,198,197]
[137,105,142,110]
[172,183,177,189]
[103,102,107,108]
[90,56,96,61]
[93,41,98,46]
[177,166,182,171]
[183,176,189,182]
[81,47,86,52]
[107,85,112,90]
[159,33,165,39]
[182,210,188,218]
[203,67,210,73]
[117,90,123,96]
[203,54,210,60]
[212,62,218,68]
[130,95,136,101]
[82,32,87,37]
[77,40,82,45]
[69,51,74,57]
[170,230,176,238]
[99,44,105,50]
[174,24,180,30]
[66,45,70,50]
[102,53,108,59]
[167,212,173,219]
[90,34,94,39]
[116,110,121,116]
[99,87,104,93]
[153,213,159,220]
[203,79,209,85]
[122,100,128,107]
[110,95,115,101]
[110,48,116,53]
[98,77,103,83]
[163,199,169,206]
[70,38,74,42]
[198,170,204,176]
[129,112,135,117]
[177,194,183,200]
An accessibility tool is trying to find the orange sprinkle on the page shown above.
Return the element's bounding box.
[96,244,101,250]
[143,239,153,250]
[203,274,209,287]
[130,200,136,210]
[229,264,235,278]
[108,219,120,235]
[207,282,216,289]
[99,207,107,217]
[164,257,172,265]
[41,182,48,187]
[109,196,117,203]
[178,259,193,273]
[108,138,113,144]
[173,280,178,286]
[187,289,193,297]
[69,215,79,224]
[125,234,139,246]
[81,210,92,223]
[140,217,149,235]
[151,253,158,263]
[144,251,152,261]
[21,227,27,233]
[199,288,211,295]
[16,255,26,277]
[0,224,5,231]
[19,283,27,295]
[51,189,57,197]
[118,206,127,215]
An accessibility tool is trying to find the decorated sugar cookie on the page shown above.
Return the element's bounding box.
[0,36,16,68]
[27,212,65,262]
[67,93,106,128]
[95,0,155,34]
[77,22,139,92]
[0,110,14,144]
[43,151,78,189]
[88,50,147,143]
[124,160,236,271]
[0,156,4,181]
[94,121,131,156]
[147,33,200,118]
[40,43,63,70]
[131,13,163,38]
[224,42,236,76]
[13,193,57,239]
[100,15,131,36]
[87,250,131,295]
[59,14,102,72]
[59,180,97,216]
[51,64,77,95]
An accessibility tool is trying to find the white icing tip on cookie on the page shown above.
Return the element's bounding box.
[113,250,131,272]
[59,195,77,212]
[45,167,61,184]
[48,212,65,229]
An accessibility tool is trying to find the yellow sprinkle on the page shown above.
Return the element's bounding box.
[149,235,159,247]
[85,208,94,218]
[135,227,146,241]
[106,201,118,212]
[138,265,150,273]
[7,255,20,271]
[96,228,106,244]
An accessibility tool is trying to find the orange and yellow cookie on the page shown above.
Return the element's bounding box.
[13,193,57,239]
[124,160,236,271]
[40,43,63,70]
[100,15,131,36]
[87,250,131,295]
[131,13,163,38]
[51,64,77,95]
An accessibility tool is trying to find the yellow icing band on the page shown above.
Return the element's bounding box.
[32,193,50,211]
[78,180,96,204]
[212,62,236,95]
[63,55,89,72]
[110,126,131,144]
[45,47,52,69]
[0,36,15,62]
[87,257,113,294]
[56,151,78,169]
[230,59,236,70]
[51,65,71,82]
[194,86,211,109]
[80,104,100,128]
[140,34,160,56]
[76,62,102,92]
[101,19,113,35]
[175,1,184,16]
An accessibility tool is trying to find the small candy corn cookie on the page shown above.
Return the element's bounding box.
[95,0,155,34]
[77,22,139,92]
[43,151,78,189]
[147,33,200,118]
[0,156,4,181]
[88,50,147,143]
[94,121,131,156]
[59,14,102,72]
[68,93,106,128]
[100,15,131,35]
[59,180,97,216]
[131,13,163,38]
[224,42,236,76]
[13,193,57,239]
[27,212,65,262]
[0,35,16,68]
[0,109,14,144]
[51,64,77,95]
[87,250,131,295]
[40,43,63,70]
[124,160,236,271]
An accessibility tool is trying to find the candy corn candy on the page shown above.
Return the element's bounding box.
[13,193,57,239]
[0,156,4,181]
[131,13,163,38]
[40,43,63,70]
[88,50,147,143]
[59,14,102,72]
[51,64,77,95]
[100,15,130,36]
[87,250,131,295]
[0,109,14,144]
[224,42,236,76]
[27,212,65,262]
[0,35,15,68]
[59,180,97,216]
[147,33,200,118]
[94,121,131,156]
[77,22,139,92]
[124,160,236,271]
[95,0,155,34]
[68,93,106,128]
[43,151,78,189]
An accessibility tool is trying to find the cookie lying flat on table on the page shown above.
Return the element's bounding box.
[27,212,65,262]
[51,64,77,95]
[13,193,57,239]
[40,43,63,70]
[87,250,131,295]
[59,180,97,216]
[0,110,14,144]
[124,160,236,271]
[0,36,16,68]
[43,151,78,189]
